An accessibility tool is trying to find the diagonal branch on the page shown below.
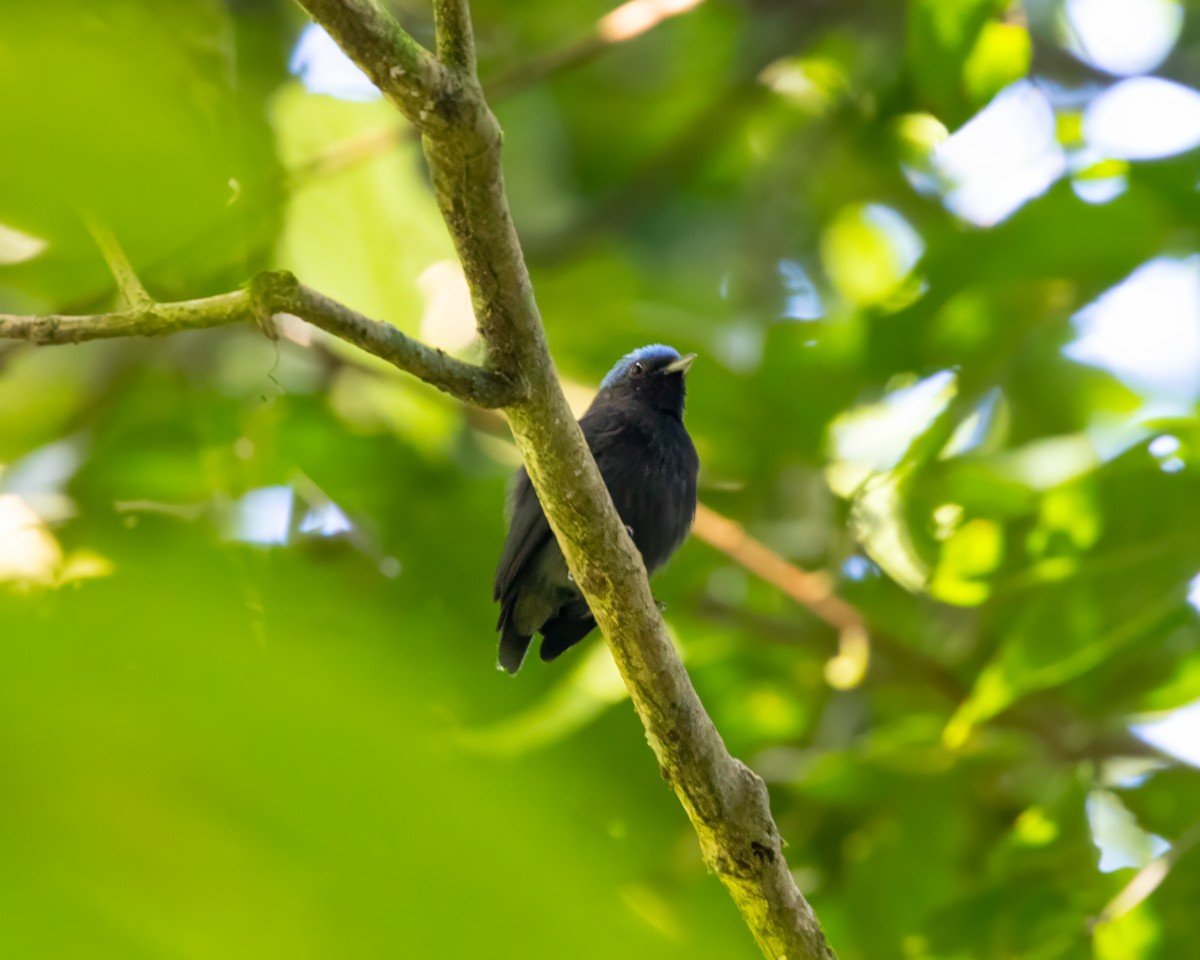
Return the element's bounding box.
[1096,820,1200,925]
[694,503,864,634]
[250,272,522,407]
[297,0,460,137]
[85,216,152,309]
[0,272,523,409]
[290,0,709,185]
[295,2,836,958]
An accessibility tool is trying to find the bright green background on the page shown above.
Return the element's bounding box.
[2,1,1200,958]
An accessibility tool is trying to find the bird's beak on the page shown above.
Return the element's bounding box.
[660,353,697,375]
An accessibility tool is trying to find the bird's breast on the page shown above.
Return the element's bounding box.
[601,415,698,573]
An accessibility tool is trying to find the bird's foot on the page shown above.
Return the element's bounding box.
[624,524,635,538]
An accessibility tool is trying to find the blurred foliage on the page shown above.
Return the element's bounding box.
[3,0,1200,957]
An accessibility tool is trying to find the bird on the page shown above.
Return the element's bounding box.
[493,344,700,674]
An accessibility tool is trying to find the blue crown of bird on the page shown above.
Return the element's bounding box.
[493,344,699,674]
[600,343,697,389]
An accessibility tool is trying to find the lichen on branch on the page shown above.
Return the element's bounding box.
[0,272,521,409]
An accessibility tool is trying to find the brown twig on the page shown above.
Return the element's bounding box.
[0,272,523,409]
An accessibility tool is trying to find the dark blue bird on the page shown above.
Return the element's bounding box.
[493,345,700,674]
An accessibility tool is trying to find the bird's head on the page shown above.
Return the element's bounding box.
[597,344,697,419]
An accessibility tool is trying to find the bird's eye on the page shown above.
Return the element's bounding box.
[630,361,645,378]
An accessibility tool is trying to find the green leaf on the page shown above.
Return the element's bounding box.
[963,21,1032,106]
[907,0,1006,123]
[0,0,285,306]
[1117,768,1200,841]
[271,86,455,332]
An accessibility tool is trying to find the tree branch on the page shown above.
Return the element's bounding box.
[0,291,251,344]
[289,0,709,185]
[694,503,864,634]
[295,0,461,137]
[5,1,837,954]
[251,272,522,407]
[85,215,152,309]
[297,3,836,957]
[432,0,476,74]
[1096,820,1200,925]
[0,272,522,409]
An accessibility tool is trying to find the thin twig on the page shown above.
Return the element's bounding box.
[694,504,861,632]
[1096,822,1200,925]
[694,503,872,689]
[0,272,523,409]
[291,0,708,184]
[84,216,152,309]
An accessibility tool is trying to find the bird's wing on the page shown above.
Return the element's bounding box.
[579,401,636,457]
[493,411,627,604]
[492,466,551,603]
[582,404,645,513]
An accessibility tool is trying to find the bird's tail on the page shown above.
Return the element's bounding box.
[539,606,597,662]
[497,606,532,675]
